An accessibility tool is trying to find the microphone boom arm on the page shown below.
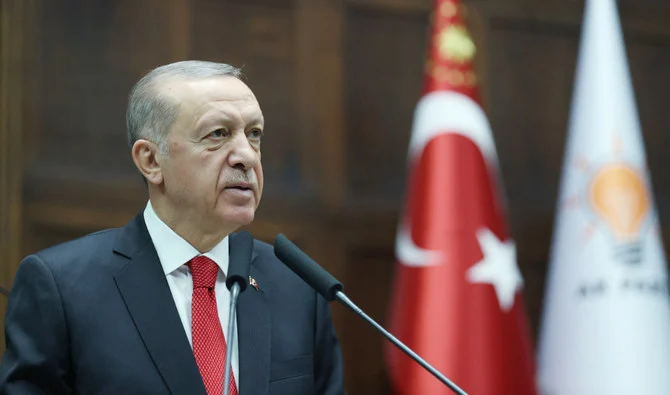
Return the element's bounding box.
[335,292,468,395]
[273,233,468,395]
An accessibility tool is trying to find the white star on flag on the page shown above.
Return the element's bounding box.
[466,227,524,312]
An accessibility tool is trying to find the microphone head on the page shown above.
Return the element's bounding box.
[226,231,254,292]
[273,234,343,301]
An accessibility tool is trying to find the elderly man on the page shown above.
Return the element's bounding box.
[0,61,345,395]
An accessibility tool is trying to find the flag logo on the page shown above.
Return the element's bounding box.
[249,276,260,292]
[589,163,650,264]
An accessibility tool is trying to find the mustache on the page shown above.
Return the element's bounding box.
[222,171,257,186]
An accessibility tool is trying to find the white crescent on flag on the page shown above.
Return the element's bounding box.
[396,91,501,267]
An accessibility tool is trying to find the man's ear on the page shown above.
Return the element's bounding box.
[132,139,164,185]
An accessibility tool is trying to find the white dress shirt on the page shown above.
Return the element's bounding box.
[143,201,239,387]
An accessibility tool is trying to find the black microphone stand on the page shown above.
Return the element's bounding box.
[222,231,253,395]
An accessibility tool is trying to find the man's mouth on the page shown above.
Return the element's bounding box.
[224,182,255,196]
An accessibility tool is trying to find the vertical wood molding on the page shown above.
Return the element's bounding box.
[164,0,192,61]
[0,0,30,353]
[0,0,25,286]
[296,0,346,210]
[464,0,492,111]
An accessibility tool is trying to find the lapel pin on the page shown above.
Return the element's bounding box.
[249,276,260,292]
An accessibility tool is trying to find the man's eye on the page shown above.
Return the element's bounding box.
[209,129,226,138]
[248,129,263,139]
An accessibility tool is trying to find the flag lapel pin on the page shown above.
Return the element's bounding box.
[249,276,260,292]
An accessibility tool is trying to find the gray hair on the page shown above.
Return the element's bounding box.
[126,60,244,154]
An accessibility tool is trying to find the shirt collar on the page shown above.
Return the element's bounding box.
[143,201,229,276]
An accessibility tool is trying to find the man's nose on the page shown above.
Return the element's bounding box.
[228,132,258,170]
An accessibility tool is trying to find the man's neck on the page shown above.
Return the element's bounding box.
[149,197,231,253]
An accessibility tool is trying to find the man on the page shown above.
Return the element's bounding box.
[0,60,345,395]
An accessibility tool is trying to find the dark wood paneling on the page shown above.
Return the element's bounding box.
[346,0,431,13]
[35,1,136,182]
[28,0,193,188]
[0,0,37,355]
[627,39,670,250]
[0,0,24,287]
[4,1,670,394]
[486,17,578,276]
[295,0,347,209]
[344,6,428,211]
[338,245,394,395]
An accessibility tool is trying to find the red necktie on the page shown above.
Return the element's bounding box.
[188,255,238,395]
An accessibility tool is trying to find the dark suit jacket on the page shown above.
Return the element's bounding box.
[0,212,345,395]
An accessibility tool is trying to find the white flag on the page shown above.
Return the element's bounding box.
[537,0,670,394]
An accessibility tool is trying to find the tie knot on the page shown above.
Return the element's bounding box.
[188,256,219,289]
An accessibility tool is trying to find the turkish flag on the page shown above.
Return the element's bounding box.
[384,1,538,394]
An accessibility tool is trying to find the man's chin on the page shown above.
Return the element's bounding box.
[219,208,256,229]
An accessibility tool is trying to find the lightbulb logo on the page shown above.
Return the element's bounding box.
[589,163,650,264]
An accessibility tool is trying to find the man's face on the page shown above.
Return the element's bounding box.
[158,76,264,232]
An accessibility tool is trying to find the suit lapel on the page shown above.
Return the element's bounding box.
[113,214,206,395]
[236,241,272,395]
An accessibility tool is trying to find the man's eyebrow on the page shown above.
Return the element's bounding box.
[248,115,265,125]
[194,111,229,129]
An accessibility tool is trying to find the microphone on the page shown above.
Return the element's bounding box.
[273,234,468,395]
[223,230,253,395]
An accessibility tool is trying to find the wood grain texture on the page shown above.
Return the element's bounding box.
[3,0,670,393]
[0,0,33,355]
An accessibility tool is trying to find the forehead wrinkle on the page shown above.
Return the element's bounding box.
[240,104,265,126]
[249,115,265,126]
[196,100,264,130]
[159,76,262,132]
[194,102,241,130]
[195,103,262,128]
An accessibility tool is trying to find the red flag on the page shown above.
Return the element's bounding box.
[385,1,538,394]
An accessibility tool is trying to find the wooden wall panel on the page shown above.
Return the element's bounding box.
[0,0,29,354]
[627,39,670,250]
[485,18,579,332]
[26,0,193,190]
[33,1,137,183]
[4,0,670,394]
[344,6,427,212]
[0,0,25,287]
[294,0,347,209]
[338,245,394,394]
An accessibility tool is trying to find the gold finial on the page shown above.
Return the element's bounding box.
[438,25,476,63]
